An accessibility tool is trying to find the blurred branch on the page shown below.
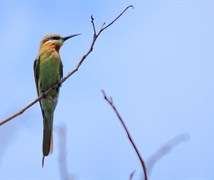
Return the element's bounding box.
[147,133,190,176]
[102,90,148,180]
[0,5,134,126]
[55,124,72,180]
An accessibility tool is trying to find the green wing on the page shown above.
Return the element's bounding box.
[34,57,63,94]
[34,57,46,121]
[60,61,63,79]
[34,57,40,96]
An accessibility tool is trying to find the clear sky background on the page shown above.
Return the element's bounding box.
[0,1,213,179]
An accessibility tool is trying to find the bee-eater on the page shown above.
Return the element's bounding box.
[34,33,80,167]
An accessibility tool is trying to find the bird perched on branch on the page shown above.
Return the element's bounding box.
[34,33,80,167]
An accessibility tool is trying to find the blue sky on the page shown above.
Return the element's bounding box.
[0,1,214,179]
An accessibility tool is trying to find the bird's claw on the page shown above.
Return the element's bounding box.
[41,92,46,98]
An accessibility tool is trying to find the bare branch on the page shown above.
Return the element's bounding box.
[101,90,148,180]
[147,133,190,176]
[91,15,96,36]
[0,94,44,126]
[0,5,134,126]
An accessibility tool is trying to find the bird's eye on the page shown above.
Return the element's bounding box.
[43,36,61,44]
[52,36,60,40]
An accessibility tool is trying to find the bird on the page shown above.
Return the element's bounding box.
[34,33,80,167]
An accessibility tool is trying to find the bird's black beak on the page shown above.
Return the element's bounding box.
[62,34,81,42]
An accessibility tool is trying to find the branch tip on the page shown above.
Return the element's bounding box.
[129,5,134,9]
[101,89,106,98]
[101,22,106,29]
[110,97,113,104]
[91,15,97,35]
[130,170,136,180]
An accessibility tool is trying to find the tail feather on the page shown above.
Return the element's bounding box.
[42,115,53,167]
[50,133,53,154]
[42,156,45,167]
[43,123,52,156]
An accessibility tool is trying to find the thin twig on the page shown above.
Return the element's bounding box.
[0,5,134,126]
[130,170,136,180]
[101,90,148,180]
[101,5,134,33]
[91,15,96,36]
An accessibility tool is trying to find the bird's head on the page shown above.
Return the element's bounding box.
[40,33,80,51]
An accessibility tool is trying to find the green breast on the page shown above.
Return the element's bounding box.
[39,54,61,93]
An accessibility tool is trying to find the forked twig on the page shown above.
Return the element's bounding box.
[0,5,134,126]
[102,90,148,180]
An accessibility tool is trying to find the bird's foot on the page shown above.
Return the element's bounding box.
[41,91,46,98]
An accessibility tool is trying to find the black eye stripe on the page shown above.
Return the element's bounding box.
[52,36,60,40]
[43,36,61,44]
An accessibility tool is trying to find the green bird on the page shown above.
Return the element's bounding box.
[34,33,80,167]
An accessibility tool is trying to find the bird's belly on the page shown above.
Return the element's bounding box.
[41,94,58,115]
